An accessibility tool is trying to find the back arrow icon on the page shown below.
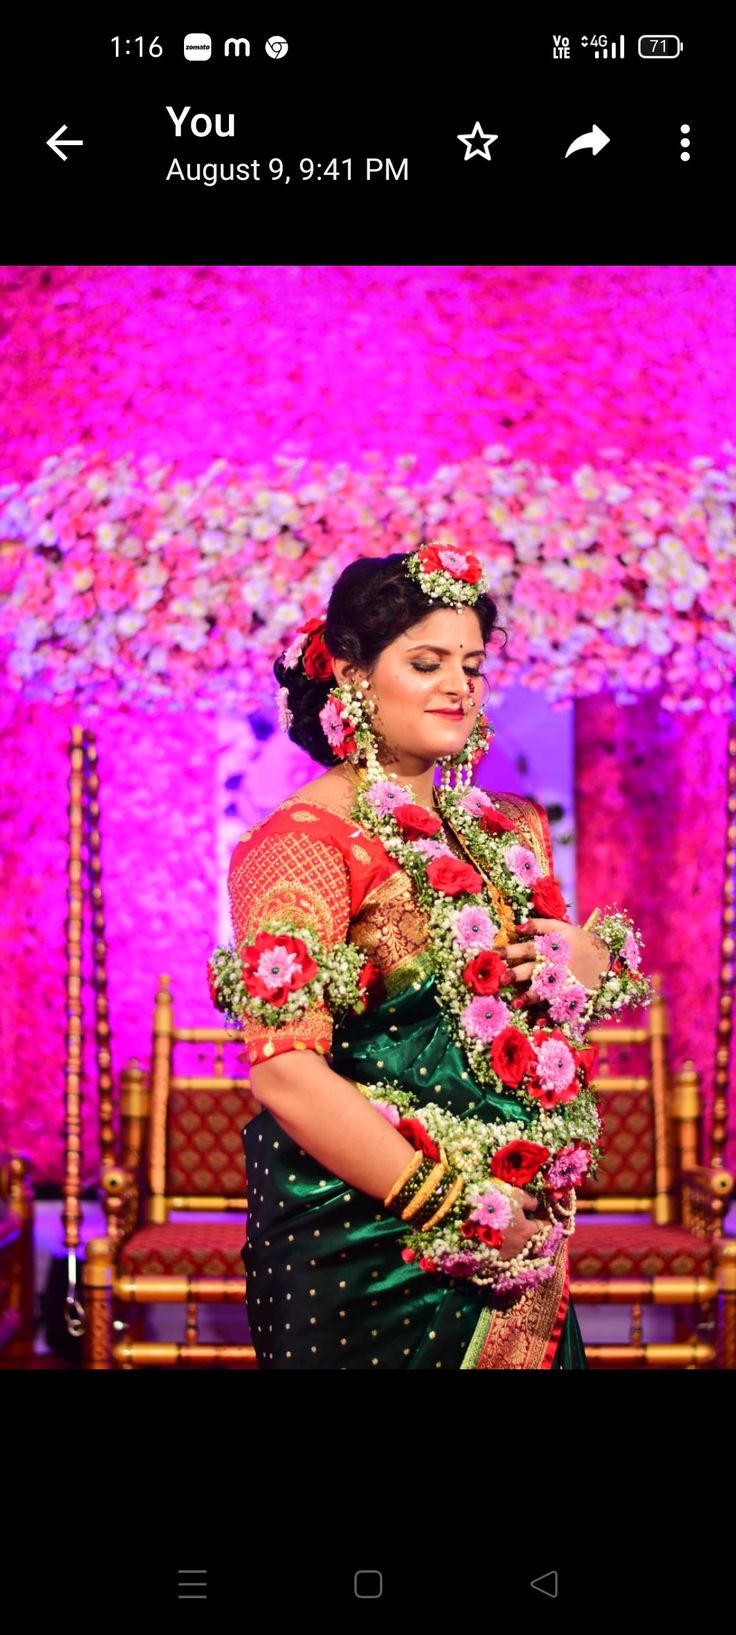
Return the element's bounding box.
[47,125,84,161]
[565,124,610,158]
[531,1572,559,1598]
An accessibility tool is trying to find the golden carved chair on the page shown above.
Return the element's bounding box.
[83,975,259,1367]
[570,975,736,1368]
[0,1151,35,1365]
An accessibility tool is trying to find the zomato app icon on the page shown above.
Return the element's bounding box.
[184,34,212,61]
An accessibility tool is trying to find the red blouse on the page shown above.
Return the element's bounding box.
[227,790,555,1067]
[228,798,400,1065]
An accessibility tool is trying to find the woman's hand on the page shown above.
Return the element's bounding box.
[496,1188,544,1262]
[497,916,609,1012]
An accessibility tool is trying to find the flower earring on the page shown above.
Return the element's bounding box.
[319,672,384,778]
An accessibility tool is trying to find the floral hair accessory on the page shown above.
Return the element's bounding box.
[405,541,490,607]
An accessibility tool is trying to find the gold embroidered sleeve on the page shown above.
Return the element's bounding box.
[227,828,352,1065]
[490,793,552,875]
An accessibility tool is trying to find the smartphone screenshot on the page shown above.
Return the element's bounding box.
[1,12,733,1623]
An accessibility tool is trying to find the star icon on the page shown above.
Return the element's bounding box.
[457,121,499,161]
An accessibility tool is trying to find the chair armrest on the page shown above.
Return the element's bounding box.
[100,1165,142,1241]
[681,1164,734,1202]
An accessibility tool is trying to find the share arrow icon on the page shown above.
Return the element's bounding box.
[564,124,610,158]
[47,125,84,161]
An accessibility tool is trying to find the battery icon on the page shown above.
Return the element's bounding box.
[638,35,683,57]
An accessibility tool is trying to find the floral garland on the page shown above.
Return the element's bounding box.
[353,1079,598,1292]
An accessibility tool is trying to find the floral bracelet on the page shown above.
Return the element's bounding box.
[527,907,654,1042]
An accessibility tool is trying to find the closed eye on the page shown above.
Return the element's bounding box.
[412,663,483,676]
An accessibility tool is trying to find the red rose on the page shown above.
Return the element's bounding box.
[426,855,483,897]
[396,1118,441,1161]
[417,545,482,584]
[531,875,570,920]
[298,616,327,637]
[462,950,513,995]
[207,960,219,1006]
[241,932,318,1006]
[302,631,334,681]
[491,1139,550,1187]
[460,1219,503,1247]
[327,701,357,760]
[333,733,356,762]
[574,1043,599,1086]
[480,807,516,835]
[523,1075,563,1110]
[489,1026,535,1088]
[393,802,443,839]
[355,959,386,1009]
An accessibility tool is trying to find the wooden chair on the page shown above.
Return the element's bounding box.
[0,1151,35,1365]
[570,975,736,1367]
[83,975,260,1368]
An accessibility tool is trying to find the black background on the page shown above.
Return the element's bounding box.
[4,14,730,260]
[2,11,734,1621]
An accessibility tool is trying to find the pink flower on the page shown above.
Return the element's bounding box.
[254,945,304,992]
[494,1263,556,1293]
[546,1144,590,1192]
[535,932,571,965]
[468,1188,513,1231]
[438,549,471,575]
[275,685,293,732]
[462,994,511,1042]
[548,982,588,1023]
[458,789,493,818]
[281,630,309,669]
[533,1036,576,1092]
[623,931,641,968]
[371,1098,401,1126]
[412,837,455,860]
[505,844,542,886]
[451,902,499,951]
[319,696,348,750]
[366,778,408,817]
[529,963,565,999]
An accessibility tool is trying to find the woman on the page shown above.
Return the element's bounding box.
[215,546,651,1368]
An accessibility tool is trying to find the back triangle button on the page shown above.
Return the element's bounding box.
[531,1571,558,1598]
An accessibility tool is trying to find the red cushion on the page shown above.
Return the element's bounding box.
[119,1221,245,1278]
[570,1219,714,1278]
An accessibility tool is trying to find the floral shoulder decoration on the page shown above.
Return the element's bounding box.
[208,918,385,1032]
[208,701,654,1293]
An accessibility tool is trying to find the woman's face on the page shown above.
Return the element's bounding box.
[338,605,487,769]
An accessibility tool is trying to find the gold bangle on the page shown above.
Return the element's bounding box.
[581,908,601,932]
[384,1148,425,1208]
[421,1173,465,1230]
[401,1159,447,1221]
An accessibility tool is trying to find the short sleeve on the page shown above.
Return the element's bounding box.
[227,812,352,1066]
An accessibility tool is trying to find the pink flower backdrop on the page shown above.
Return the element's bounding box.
[0,264,735,1182]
